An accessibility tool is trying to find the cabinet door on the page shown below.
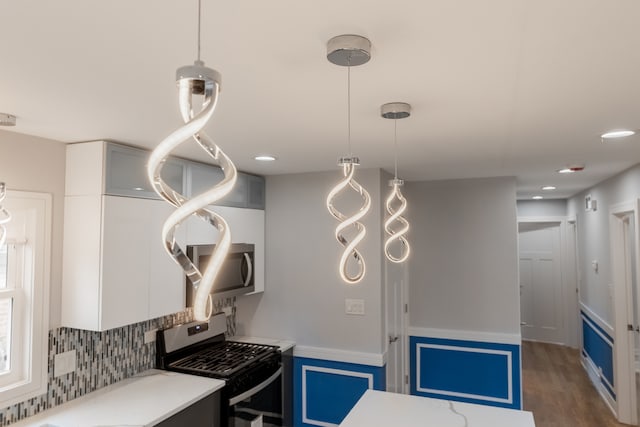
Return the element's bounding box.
[148,200,186,318]
[246,174,265,209]
[187,162,250,208]
[101,196,151,329]
[106,143,185,200]
[218,172,248,208]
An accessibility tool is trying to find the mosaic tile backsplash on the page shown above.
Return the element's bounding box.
[0,298,236,426]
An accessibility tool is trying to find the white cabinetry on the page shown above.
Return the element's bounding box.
[62,141,185,331]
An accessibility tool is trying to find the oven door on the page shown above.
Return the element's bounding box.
[228,367,283,427]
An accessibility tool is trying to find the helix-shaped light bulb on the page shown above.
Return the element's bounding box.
[326,157,371,283]
[148,60,236,322]
[384,178,410,263]
[0,182,10,247]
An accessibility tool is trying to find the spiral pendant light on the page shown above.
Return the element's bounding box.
[381,102,411,263]
[325,35,372,284]
[148,0,237,321]
[0,182,10,247]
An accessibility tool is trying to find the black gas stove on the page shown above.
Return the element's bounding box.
[157,313,284,427]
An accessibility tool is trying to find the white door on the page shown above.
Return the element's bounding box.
[610,204,639,425]
[519,222,564,344]
[385,260,407,393]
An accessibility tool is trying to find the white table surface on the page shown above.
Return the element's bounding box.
[12,369,225,427]
[340,390,536,427]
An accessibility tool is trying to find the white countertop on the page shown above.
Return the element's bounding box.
[340,390,536,427]
[12,370,225,427]
[231,335,295,352]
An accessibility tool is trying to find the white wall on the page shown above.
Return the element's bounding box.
[235,168,386,354]
[0,130,65,328]
[405,177,520,334]
[568,163,640,325]
[517,199,567,217]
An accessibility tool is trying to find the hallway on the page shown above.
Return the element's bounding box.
[522,341,629,427]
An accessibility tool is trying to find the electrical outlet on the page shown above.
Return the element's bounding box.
[54,350,76,377]
[345,299,365,315]
[144,329,158,344]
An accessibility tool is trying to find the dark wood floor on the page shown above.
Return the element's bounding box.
[522,340,630,427]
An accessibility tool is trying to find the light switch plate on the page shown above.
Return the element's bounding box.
[54,350,76,377]
[345,298,365,315]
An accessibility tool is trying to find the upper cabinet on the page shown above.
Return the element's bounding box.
[65,140,265,209]
[62,141,266,331]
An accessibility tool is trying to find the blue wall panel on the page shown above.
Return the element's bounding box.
[410,336,521,410]
[581,311,615,398]
[294,357,385,427]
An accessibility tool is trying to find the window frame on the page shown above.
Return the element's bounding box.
[0,191,51,407]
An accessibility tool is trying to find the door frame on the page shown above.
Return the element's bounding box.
[517,216,579,347]
[384,259,409,394]
[609,200,640,425]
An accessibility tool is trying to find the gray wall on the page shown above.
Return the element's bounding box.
[0,130,65,328]
[517,199,567,217]
[568,164,640,325]
[405,177,520,334]
[235,168,386,354]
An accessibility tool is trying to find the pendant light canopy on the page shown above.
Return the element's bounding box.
[325,35,372,284]
[0,182,10,247]
[381,102,411,263]
[147,0,237,321]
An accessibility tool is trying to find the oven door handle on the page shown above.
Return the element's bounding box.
[229,366,282,406]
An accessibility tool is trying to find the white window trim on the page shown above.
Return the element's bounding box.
[0,191,51,407]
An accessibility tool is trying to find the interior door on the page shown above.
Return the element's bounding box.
[385,260,407,393]
[519,222,564,344]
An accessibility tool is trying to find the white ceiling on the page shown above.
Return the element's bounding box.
[2,0,639,199]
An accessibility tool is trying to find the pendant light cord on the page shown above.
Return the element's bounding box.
[347,55,352,156]
[394,119,399,179]
[197,0,202,62]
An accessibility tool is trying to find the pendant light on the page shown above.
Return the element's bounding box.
[147,0,237,322]
[0,182,10,247]
[381,102,411,263]
[325,35,372,284]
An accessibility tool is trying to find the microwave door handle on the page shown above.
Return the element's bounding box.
[242,252,253,287]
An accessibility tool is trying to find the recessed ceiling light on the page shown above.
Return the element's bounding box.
[532,196,544,200]
[557,164,585,174]
[255,155,277,162]
[542,186,556,191]
[601,129,635,139]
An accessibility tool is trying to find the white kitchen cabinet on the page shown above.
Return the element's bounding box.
[62,195,185,331]
[62,141,185,331]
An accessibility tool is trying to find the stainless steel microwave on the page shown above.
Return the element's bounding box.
[186,243,255,302]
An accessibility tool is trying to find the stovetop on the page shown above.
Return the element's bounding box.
[167,340,279,378]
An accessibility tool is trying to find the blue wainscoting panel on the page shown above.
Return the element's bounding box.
[581,311,615,399]
[410,336,521,409]
[294,357,385,427]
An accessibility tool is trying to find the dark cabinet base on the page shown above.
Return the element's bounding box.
[156,391,220,427]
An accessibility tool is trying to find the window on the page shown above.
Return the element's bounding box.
[0,191,51,407]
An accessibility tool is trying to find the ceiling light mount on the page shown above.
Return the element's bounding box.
[0,113,16,127]
[381,102,411,120]
[327,35,371,67]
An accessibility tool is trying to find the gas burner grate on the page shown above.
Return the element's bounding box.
[168,341,278,378]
